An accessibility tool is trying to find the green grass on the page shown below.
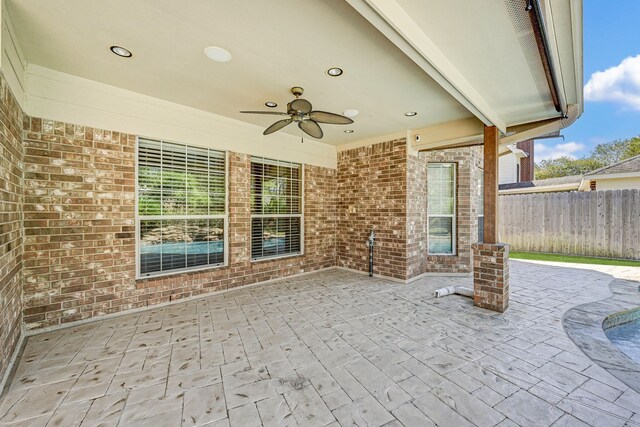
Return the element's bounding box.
[510,251,640,267]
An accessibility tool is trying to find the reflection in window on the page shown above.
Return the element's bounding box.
[250,158,302,260]
[137,138,226,277]
[428,163,456,254]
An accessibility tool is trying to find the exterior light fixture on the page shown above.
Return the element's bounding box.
[265,102,277,108]
[204,46,232,62]
[404,111,417,117]
[110,46,132,58]
[326,67,343,77]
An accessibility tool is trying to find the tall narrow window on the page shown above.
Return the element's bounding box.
[251,157,302,260]
[137,138,226,277]
[427,163,456,255]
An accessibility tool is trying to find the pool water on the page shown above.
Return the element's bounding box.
[141,241,223,255]
[605,319,640,364]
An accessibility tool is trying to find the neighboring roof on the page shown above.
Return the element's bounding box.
[499,175,582,194]
[584,154,640,177]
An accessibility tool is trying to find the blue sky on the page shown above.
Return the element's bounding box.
[536,2,640,161]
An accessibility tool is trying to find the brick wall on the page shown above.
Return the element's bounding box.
[336,140,408,280]
[22,120,336,330]
[406,153,427,279]
[337,141,483,280]
[516,139,534,181]
[0,73,24,381]
[420,146,483,275]
[17,117,483,332]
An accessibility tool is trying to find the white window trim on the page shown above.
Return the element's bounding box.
[135,137,229,279]
[427,163,457,256]
[250,158,304,262]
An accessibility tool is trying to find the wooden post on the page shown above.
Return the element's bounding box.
[483,126,499,243]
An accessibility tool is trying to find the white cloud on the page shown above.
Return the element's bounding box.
[584,55,640,110]
[536,141,585,161]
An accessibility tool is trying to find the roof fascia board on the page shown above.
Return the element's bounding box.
[499,183,580,194]
[584,172,640,180]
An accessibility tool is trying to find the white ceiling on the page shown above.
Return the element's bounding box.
[395,0,559,126]
[7,0,562,146]
[8,0,474,146]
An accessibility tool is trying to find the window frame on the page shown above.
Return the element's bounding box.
[250,157,305,262]
[135,137,229,279]
[427,162,457,256]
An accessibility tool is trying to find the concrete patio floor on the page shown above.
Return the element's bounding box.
[1,261,639,427]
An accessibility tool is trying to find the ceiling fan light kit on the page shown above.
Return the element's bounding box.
[240,87,354,139]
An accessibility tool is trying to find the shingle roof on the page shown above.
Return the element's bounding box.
[499,175,583,191]
[583,154,640,176]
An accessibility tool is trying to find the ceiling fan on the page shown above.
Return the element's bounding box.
[240,87,353,139]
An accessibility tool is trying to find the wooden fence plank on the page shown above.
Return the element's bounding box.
[499,189,639,260]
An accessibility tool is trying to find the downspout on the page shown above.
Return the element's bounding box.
[527,0,567,117]
[434,286,474,299]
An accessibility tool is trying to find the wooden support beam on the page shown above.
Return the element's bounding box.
[483,126,499,243]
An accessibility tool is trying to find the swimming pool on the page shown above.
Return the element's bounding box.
[605,318,640,364]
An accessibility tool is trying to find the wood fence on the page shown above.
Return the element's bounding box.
[499,189,640,260]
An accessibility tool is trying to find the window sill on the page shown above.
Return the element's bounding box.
[136,262,227,281]
[251,252,304,263]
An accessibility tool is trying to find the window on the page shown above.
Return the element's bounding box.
[137,138,226,278]
[251,157,302,260]
[478,172,484,243]
[427,163,456,254]
[516,163,521,183]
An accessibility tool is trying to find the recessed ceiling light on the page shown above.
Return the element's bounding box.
[343,109,359,118]
[110,46,132,58]
[204,46,232,63]
[405,111,418,117]
[344,130,354,134]
[326,67,343,77]
[265,102,277,108]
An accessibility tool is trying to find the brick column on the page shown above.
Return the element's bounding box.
[472,243,509,312]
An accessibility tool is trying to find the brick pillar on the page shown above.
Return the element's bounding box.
[472,242,509,312]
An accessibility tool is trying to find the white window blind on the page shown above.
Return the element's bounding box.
[137,138,226,277]
[250,157,302,260]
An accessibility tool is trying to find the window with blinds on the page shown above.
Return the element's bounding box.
[427,163,456,255]
[137,138,226,277]
[250,157,302,260]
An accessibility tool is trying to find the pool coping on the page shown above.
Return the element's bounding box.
[563,278,640,393]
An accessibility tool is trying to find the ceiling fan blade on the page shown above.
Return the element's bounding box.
[309,110,354,125]
[289,99,312,114]
[240,111,290,116]
[298,120,323,139]
[263,119,293,135]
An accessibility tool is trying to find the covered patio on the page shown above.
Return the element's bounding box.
[1,261,639,426]
[0,0,607,425]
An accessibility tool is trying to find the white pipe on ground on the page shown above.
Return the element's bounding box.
[434,286,474,298]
